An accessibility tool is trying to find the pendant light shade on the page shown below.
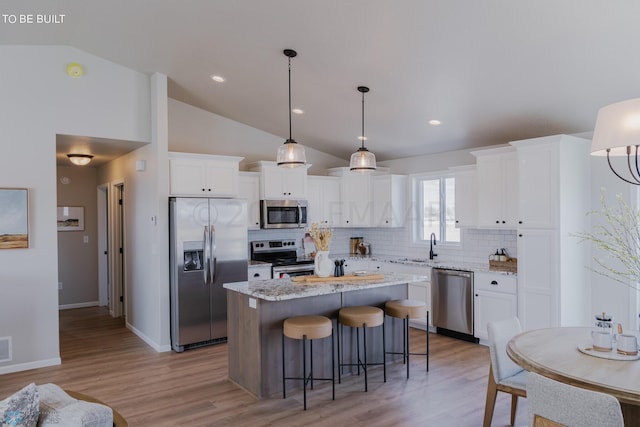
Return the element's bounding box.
[277,49,306,168]
[350,86,376,172]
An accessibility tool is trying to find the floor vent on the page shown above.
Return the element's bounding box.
[0,337,12,363]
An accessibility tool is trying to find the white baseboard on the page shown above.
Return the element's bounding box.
[58,301,100,310]
[0,357,61,375]
[126,322,171,353]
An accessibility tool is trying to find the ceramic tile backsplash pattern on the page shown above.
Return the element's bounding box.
[248,227,517,265]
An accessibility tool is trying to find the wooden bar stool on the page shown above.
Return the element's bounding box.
[385,299,429,378]
[282,315,335,410]
[337,306,386,391]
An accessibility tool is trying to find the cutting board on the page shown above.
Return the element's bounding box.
[292,274,385,283]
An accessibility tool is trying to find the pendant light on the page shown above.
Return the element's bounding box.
[350,86,376,171]
[276,49,306,168]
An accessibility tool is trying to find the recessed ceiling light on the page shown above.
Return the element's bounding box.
[429,119,441,126]
[210,75,225,83]
[292,108,304,115]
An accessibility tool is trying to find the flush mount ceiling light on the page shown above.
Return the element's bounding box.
[67,154,93,166]
[210,75,225,83]
[276,49,306,168]
[591,98,640,185]
[350,86,376,172]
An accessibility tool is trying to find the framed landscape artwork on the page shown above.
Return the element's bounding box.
[57,206,84,231]
[0,188,29,249]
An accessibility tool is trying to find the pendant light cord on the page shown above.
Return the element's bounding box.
[361,90,365,149]
[288,56,292,141]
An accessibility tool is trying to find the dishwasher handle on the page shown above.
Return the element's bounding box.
[435,269,472,279]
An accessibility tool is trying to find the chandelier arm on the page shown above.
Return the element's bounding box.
[608,149,640,185]
[625,146,640,184]
[634,145,640,183]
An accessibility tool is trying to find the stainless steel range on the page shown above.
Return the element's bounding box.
[250,239,315,278]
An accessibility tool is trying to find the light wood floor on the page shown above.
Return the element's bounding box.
[0,307,529,426]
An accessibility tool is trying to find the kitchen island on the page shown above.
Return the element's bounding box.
[224,273,427,399]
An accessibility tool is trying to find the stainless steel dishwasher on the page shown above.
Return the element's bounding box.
[431,268,478,343]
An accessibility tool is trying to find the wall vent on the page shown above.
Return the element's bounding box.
[0,337,12,363]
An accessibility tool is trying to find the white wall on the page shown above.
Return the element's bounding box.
[0,45,151,374]
[168,99,347,174]
[97,74,171,351]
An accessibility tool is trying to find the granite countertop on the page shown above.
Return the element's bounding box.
[224,272,427,302]
[248,260,271,267]
[330,253,516,276]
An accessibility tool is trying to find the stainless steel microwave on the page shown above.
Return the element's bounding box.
[260,200,308,229]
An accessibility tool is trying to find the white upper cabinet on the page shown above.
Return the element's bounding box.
[249,161,307,200]
[307,176,342,226]
[450,165,477,228]
[512,139,558,229]
[327,167,373,227]
[169,152,242,197]
[472,147,518,228]
[238,172,261,230]
[372,175,407,227]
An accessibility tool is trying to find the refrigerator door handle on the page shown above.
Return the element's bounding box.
[210,224,216,282]
[203,225,210,285]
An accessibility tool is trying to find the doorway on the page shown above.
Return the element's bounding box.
[108,179,126,318]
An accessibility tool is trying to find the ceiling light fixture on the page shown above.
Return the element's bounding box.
[350,86,376,172]
[292,108,304,115]
[276,49,306,168]
[67,154,93,166]
[210,75,225,83]
[591,98,640,185]
[429,119,441,126]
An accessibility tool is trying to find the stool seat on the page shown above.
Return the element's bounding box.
[284,315,333,340]
[385,299,427,319]
[339,306,384,328]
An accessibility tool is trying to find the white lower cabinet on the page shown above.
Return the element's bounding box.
[473,272,517,342]
[248,265,271,281]
[342,259,369,274]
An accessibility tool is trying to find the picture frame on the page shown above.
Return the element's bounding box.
[57,206,85,231]
[0,188,29,249]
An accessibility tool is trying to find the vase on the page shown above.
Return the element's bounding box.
[314,250,333,277]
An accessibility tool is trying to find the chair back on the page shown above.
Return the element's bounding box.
[527,372,624,427]
[487,317,523,383]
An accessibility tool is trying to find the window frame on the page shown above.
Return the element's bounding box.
[410,171,461,248]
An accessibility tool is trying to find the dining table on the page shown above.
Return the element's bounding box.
[507,327,640,427]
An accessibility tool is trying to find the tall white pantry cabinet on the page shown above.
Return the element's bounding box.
[511,135,591,331]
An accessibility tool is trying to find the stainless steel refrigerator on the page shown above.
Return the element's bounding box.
[169,197,248,352]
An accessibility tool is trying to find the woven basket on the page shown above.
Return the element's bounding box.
[489,258,517,273]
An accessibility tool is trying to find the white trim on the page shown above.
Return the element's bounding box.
[59,301,100,310]
[0,358,61,375]
[126,322,171,353]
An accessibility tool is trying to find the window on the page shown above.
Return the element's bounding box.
[413,174,460,244]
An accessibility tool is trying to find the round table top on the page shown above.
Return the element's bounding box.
[507,327,640,406]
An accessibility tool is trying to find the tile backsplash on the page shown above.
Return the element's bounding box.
[248,226,517,266]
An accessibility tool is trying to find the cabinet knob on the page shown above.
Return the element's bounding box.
[475,294,478,297]
[208,189,212,192]
[519,220,523,224]
[490,280,498,285]
[456,220,459,223]
[496,220,500,224]
[253,273,260,278]
[518,234,523,237]
[202,188,206,192]
[502,220,506,224]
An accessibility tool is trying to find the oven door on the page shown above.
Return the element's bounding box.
[260,200,308,229]
[272,264,315,279]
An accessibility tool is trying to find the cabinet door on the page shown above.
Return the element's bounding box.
[373,175,392,227]
[239,174,260,230]
[476,156,504,227]
[203,160,238,197]
[503,152,519,227]
[517,143,557,229]
[307,177,323,225]
[341,173,372,227]
[474,290,518,341]
[517,229,558,331]
[454,167,477,228]
[169,158,206,195]
[323,177,342,226]
[285,167,308,199]
[343,259,369,274]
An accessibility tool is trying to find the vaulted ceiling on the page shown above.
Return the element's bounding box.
[4,1,640,162]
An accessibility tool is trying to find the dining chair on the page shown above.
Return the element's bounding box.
[483,317,527,427]
[527,372,624,427]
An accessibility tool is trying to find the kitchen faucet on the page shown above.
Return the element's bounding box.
[429,232,437,260]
